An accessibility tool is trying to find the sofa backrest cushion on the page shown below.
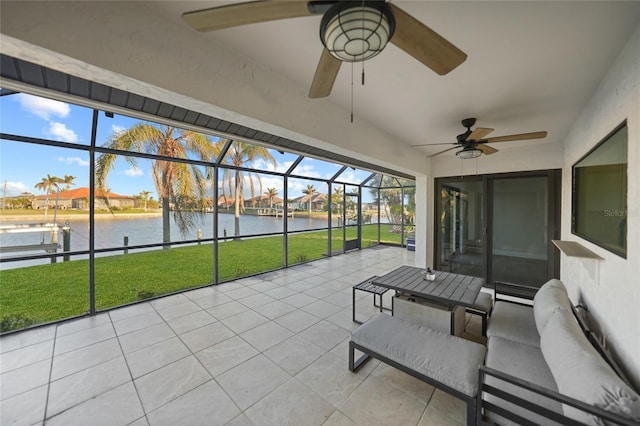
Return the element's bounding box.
[541,309,640,425]
[533,279,571,334]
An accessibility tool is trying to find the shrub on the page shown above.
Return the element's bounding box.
[1,315,39,333]
[137,290,159,300]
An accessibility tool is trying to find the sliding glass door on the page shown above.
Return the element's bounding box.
[490,176,552,288]
[435,170,560,291]
[437,178,484,277]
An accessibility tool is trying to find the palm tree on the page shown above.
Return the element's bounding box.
[96,124,221,246]
[302,184,316,213]
[220,141,275,237]
[34,174,62,220]
[265,187,278,208]
[331,186,344,215]
[62,175,76,191]
[139,190,152,211]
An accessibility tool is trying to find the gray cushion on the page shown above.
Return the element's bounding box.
[351,313,486,397]
[541,309,640,425]
[472,292,493,312]
[487,301,540,347]
[485,336,561,426]
[532,279,572,334]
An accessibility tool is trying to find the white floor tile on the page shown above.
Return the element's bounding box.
[45,382,143,426]
[0,358,51,401]
[239,321,293,352]
[216,354,289,410]
[180,321,236,353]
[125,336,191,379]
[47,356,130,417]
[135,356,211,412]
[0,339,53,373]
[263,335,325,376]
[274,310,321,333]
[51,338,122,381]
[146,380,240,426]
[244,378,334,426]
[195,336,259,377]
[295,353,371,407]
[0,384,47,426]
[339,374,427,426]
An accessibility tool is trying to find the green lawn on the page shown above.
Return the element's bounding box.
[0,226,404,332]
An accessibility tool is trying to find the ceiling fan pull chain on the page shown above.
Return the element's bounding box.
[361,1,365,86]
[351,62,354,123]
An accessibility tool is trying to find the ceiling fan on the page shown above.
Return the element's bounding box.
[182,1,467,98]
[413,118,548,159]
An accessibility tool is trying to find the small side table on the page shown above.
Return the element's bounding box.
[352,276,391,324]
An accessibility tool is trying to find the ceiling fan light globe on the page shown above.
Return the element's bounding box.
[320,2,395,63]
[456,148,483,159]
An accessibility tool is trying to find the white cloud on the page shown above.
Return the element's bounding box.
[16,93,70,120]
[124,167,143,177]
[58,156,90,167]
[257,176,284,194]
[277,161,294,174]
[2,181,30,197]
[292,163,321,178]
[337,171,357,184]
[111,124,126,135]
[47,122,79,143]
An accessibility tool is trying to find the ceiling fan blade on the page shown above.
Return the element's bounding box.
[477,144,498,155]
[467,127,494,141]
[428,146,458,158]
[389,4,467,75]
[484,131,548,143]
[182,1,315,32]
[411,142,456,147]
[309,48,342,98]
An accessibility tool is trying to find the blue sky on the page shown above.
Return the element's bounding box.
[1,92,376,201]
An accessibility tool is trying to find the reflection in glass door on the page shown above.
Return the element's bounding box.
[490,177,550,287]
[437,179,484,278]
[344,186,360,251]
[436,171,560,291]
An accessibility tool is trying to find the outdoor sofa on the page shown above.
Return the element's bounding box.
[349,278,640,425]
[479,279,640,425]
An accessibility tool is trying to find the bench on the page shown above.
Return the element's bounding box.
[349,313,486,425]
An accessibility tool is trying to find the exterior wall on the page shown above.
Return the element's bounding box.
[560,23,640,389]
[425,139,565,272]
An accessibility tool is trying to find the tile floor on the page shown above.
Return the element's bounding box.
[1,246,486,426]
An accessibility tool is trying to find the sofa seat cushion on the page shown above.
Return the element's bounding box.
[487,301,540,347]
[541,309,640,425]
[351,313,486,397]
[532,279,572,334]
[484,336,561,426]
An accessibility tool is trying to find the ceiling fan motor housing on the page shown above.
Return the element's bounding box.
[461,117,477,129]
[320,1,396,62]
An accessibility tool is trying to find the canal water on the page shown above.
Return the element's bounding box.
[1,213,353,269]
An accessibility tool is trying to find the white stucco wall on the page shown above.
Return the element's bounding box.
[560,23,640,389]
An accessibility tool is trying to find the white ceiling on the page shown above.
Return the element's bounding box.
[146,1,639,157]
